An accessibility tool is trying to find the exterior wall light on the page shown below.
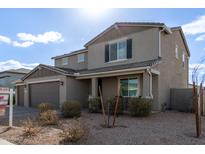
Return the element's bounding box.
[60,81,64,86]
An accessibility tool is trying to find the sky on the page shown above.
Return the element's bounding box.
[0,8,205,81]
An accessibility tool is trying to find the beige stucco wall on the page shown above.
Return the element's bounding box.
[152,74,159,110]
[87,27,160,69]
[155,30,189,109]
[101,77,118,102]
[55,52,88,70]
[66,77,90,105]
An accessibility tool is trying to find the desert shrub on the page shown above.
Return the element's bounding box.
[105,97,123,115]
[59,127,85,143]
[39,110,58,125]
[82,101,89,109]
[38,103,53,113]
[59,124,87,144]
[61,101,81,118]
[22,118,39,137]
[128,98,152,117]
[88,97,101,113]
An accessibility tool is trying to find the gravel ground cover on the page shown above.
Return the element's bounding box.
[1,110,205,144]
[0,106,38,126]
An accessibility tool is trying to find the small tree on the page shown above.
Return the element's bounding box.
[191,58,205,137]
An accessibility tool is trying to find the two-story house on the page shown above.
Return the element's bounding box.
[15,22,190,111]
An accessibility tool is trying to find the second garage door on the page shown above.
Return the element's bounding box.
[17,85,24,106]
[29,81,60,108]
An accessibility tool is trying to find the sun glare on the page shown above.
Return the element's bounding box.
[82,8,108,18]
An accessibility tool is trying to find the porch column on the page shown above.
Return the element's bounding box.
[142,70,153,98]
[15,86,18,106]
[24,84,29,107]
[91,77,98,97]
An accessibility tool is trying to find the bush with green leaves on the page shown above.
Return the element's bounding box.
[128,98,152,117]
[105,97,123,115]
[88,97,101,113]
[38,103,53,113]
[61,101,81,118]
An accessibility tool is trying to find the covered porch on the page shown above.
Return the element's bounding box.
[77,68,160,111]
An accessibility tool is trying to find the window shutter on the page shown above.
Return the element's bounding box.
[105,44,109,62]
[127,39,132,59]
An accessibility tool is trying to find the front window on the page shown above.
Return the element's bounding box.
[109,40,127,61]
[62,57,68,65]
[77,54,85,63]
[120,78,139,97]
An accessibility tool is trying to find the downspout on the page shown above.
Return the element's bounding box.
[147,68,153,99]
[159,27,166,57]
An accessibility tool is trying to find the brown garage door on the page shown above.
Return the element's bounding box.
[29,82,60,108]
[17,85,24,106]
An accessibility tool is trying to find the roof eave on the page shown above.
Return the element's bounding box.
[51,49,88,60]
[84,22,170,47]
[171,27,191,57]
[76,66,151,79]
[21,64,74,81]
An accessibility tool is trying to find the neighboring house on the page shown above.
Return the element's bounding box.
[16,22,190,111]
[0,68,30,89]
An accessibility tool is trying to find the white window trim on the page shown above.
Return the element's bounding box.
[182,51,185,68]
[108,40,127,62]
[77,53,85,63]
[118,76,140,97]
[175,45,179,59]
[62,57,68,65]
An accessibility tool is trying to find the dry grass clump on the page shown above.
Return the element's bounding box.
[38,103,54,113]
[39,110,58,126]
[59,120,88,144]
[22,118,39,137]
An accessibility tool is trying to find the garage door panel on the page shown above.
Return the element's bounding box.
[29,82,59,108]
[17,85,24,106]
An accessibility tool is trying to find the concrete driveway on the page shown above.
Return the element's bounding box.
[0,106,38,126]
[0,138,13,145]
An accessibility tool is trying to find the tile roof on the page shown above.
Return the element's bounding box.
[78,57,161,75]
[0,68,31,74]
[51,48,87,59]
[21,57,161,81]
[41,64,76,75]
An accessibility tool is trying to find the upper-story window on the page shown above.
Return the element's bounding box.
[175,45,178,59]
[62,57,68,65]
[109,41,127,61]
[182,52,185,68]
[78,53,85,63]
[105,39,132,63]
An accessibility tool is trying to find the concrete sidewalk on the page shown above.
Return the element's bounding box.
[0,138,14,145]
